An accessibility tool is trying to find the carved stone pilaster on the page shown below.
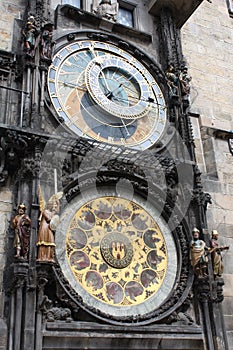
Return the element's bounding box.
[13,261,29,283]
[194,275,225,305]
[0,130,28,185]
[158,8,183,71]
[195,277,212,303]
[213,277,225,304]
[192,166,212,208]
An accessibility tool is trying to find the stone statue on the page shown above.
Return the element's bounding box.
[93,0,119,22]
[22,15,38,57]
[40,23,55,61]
[37,189,63,262]
[41,296,72,322]
[166,64,179,98]
[210,230,229,277]
[179,66,192,99]
[11,204,31,259]
[190,228,209,277]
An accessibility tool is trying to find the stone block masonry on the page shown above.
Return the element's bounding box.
[0,0,27,51]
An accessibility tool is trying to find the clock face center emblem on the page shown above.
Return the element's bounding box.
[100,232,134,268]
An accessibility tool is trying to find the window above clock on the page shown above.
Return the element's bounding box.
[117,0,137,28]
[118,6,133,27]
[61,0,82,8]
[226,0,233,17]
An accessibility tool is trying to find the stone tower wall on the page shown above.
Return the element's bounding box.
[0,0,233,348]
[0,0,27,52]
[182,0,233,347]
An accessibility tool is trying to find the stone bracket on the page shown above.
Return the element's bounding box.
[148,0,205,28]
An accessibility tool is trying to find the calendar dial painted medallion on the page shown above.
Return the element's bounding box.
[56,194,178,319]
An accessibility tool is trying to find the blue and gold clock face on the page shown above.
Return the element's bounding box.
[48,40,167,150]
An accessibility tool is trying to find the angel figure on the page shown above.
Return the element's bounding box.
[37,187,63,262]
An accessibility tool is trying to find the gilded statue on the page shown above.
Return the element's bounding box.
[190,228,209,277]
[210,230,229,277]
[37,188,63,262]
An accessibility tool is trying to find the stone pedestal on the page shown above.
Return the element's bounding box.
[43,322,204,350]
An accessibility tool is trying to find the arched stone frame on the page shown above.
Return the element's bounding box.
[53,170,193,325]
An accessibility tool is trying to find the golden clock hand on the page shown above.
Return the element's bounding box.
[107,83,123,96]
[112,94,163,106]
[99,76,112,96]
[120,118,130,136]
[105,82,139,102]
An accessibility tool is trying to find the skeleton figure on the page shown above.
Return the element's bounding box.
[166,64,179,98]
[179,66,192,101]
[93,0,119,22]
[40,23,55,61]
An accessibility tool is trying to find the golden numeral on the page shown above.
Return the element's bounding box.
[65,120,73,127]
[50,64,58,71]
[64,61,72,67]
[139,130,146,137]
[66,46,73,53]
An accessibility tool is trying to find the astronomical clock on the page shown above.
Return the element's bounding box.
[1,1,227,350]
[46,31,191,326]
[47,38,167,150]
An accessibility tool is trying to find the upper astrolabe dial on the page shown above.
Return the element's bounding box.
[48,40,167,149]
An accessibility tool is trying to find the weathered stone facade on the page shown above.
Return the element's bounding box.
[0,0,232,349]
[182,1,233,347]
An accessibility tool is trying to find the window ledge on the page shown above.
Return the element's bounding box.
[58,5,152,43]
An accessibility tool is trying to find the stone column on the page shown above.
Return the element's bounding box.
[11,263,28,350]
[35,270,49,350]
